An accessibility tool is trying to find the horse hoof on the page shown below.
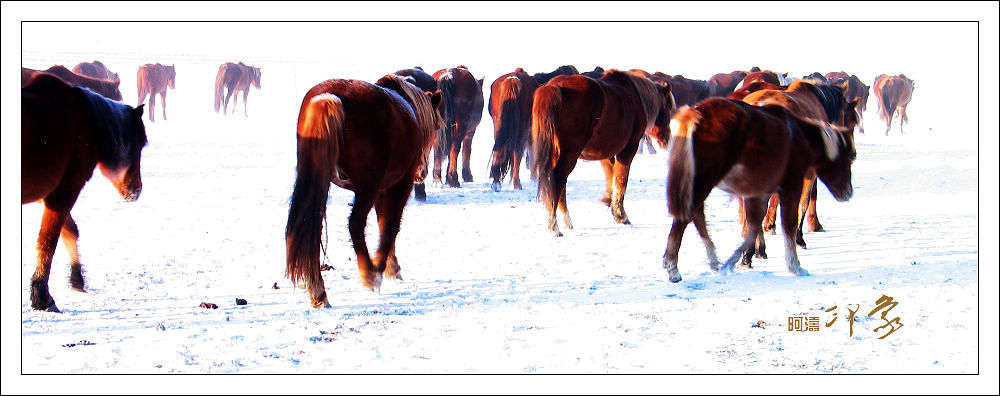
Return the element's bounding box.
[554,231,564,237]
[413,184,427,201]
[491,182,501,192]
[668,270,682,283]
[311,293,331,309]
[795,268,810,277]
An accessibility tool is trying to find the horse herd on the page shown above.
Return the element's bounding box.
[21,61,915,310]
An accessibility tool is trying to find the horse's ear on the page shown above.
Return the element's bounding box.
[478,77,485,88]
[428,90,443,109]
[135,104,145,118]
[414,66,423,70]
[661,82,672,95]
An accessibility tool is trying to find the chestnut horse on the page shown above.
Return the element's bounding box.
[825,72,871,134]
[488,68,539,191]
[728,81,786,101]
[214,62,262,117]
[709,70,749,98]
[22,65,122,102]
[739,80,858,266]
[664,98,855,282]
[532,69,675,236]
[137,63,176,122]
[873,74,914,135]
[432,66,485,188]
[73,60,119,82]
[285,75,442,308]
[22,73,147,311]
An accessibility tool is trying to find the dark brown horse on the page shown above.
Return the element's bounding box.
[709,70,749,97]
[214,62,261,117]
[825,72,871,134]
[873,74,914,135]
[432,66,485,188]
[22,73,147,311]
[532,69,675,236]
[664,98,855,282]
[22,65,122,101]
[533,65,580,85]
[285,75,442,308]
[740,80,859,265]
[394,66,442,201]
[73,60,119,82]
[580,66,606,79]
[137,63,176,122]
[488,68,539,191]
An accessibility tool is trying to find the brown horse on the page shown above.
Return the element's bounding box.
[873,74,914,135]
[533,65,580,85]
[22,73,147,311]
[728,81,786,101]
[432,66,485,188]
[739,70,787,88]
[488,68,539,191]
[532,69,675,236]
[137,63,176,122]
[214,62,261,117]
[709,70,749,97]
[393,67,442,201]
[825,72,871,134]
[285,75,442,308]
[664,98,855,282]
[740,80,859,265]
[22,65,122,101]
[73,60,119,82]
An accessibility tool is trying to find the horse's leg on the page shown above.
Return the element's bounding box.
[349,191,381,291]
[432,145,444,187]
[374,178,413,281]
[780,189,809,276]
[598,159,614,206]
[898,106,907,134]
[148,93,156,122]
[461,134,475,183]
[511,150,523,190]
[61,213,85,291]
[31,206,73,312]
[723,195,766,272]
[663,217,691,283]
[446,139,461,188]
[224,88,234,116]
[558,185,573,230]
[160,92,167,120]
[804,173,822,232]
[762,193,779,234]
[609,153,635,225]
[242,89,250,117]
[691,204,721,271]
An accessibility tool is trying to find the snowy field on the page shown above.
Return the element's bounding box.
[4,6,999,394]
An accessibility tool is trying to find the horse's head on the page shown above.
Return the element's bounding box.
[167,64,176,89]
[650,82,676,149]
[808,120,856,202]
[252,66,262,89]
[98,104,148,202]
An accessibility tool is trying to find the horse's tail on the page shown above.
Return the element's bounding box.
[531,84,562,203]
[214,65,226,113]
[489,76,523,183]
[285,93,344,291]
[880,86,896,125]
[667,105,700,222]
[436,72,456,156]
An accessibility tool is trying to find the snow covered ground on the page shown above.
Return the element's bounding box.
[4,5,998,394]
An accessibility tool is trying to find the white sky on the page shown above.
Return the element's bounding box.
[3,1,998,394]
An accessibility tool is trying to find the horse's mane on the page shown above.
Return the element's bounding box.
[74,87,147,169]
[618,70,671,132]
[790,79,846,124]
[376,74,441,161]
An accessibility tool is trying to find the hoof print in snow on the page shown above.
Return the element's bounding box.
[62,340,95,348]
[320,264,334,271]
[751,320,766,329]
[236,298,248,306]
[200,302,218,309]
[156,323,166,331]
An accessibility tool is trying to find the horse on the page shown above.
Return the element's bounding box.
[580,66,606,79]
[21,73,147,312]
[214,62,261,117]
[533,65,580,85]
[709,70,749,97]
[137,63,176,122]
[664,98,855,282]
[803,72,829,83]
[739,70,786,88]
[72,60,119,82]
[488,68,539,191]
[394,66,438,93]
[728,81,786,101]
[825,72,871,134]
[873,74,914,135]
[739,80,859,266]
[432,66,485,188]
[285,74,442,308]
[532,69,675,236]
[22,65,122,101]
